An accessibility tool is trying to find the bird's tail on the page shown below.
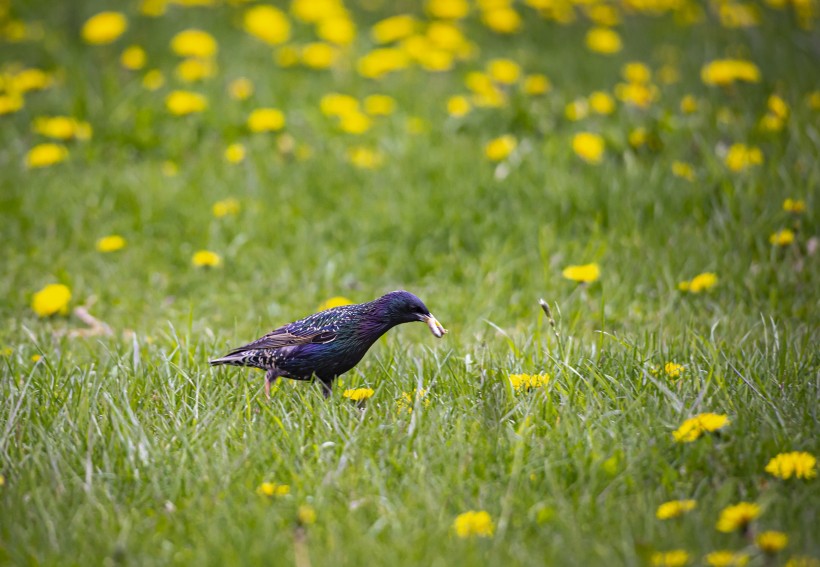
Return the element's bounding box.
[209,351,251,367]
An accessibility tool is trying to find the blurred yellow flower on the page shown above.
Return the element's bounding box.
[0,94,24,115]
[657,64,680,85]
[768,95,789,119]
[170,29,217,58]
[371,14,417,43]
[426,21,466,51]
[656,499,696,519]
[629,128,647,147]
[357,48,409,79]
[317,16,356,46]
[673,413,729,442]
[223,144,246,164]
[363,94,396,116]
[7,68,52,93]
[257,482,290,497]
[760,114,784,132]
[672,161,695,181]
[725,143,763,172]
[244,5,290,45]
[482,8,522,33]
[343,388,374,401]
[25,143,68,168]
[166,91,207,115]
[228,77,253,101]
[301,42,338,69]
[396,389,430,414]
[572,132,605,164]
[142,69,165,91]
[248,108,285,132]
[32,116,91,140]
[96,235,126,253]
[31,354,42,363]
[588,91,615,114]
[509,373,550,391]
[705,550,750,567]
[192,250,221,267]
[161,161,178,177]
[719,2,760,28]
[783,198,806,214]
[756,531,788,554]
[562,263,600,283]
[427,0,469,20]
[785,557,820,567]
[808,91,820,110]
[338,111,371,134]
[321,93,359,116]
[586,27,622,54]
[622,61,651,84]
[447,95,471,117]
[275,45,300,67]
[297,505,317,525]
[522,74,551,95]
[615,82,657,108]
[453,510,494,538]
[701,59,760,86]
[175,58,217,82]
[678,272,718,293]
[32,284,72,317]
[347,146,384,169]
[680,95,698,114]
[82,12,128,45]
[213,197,241,217]
[765,451,816,479]
[484,135,516,161]
[487,58,521,84]
[657,362,685,378]
[120,45,146,70]
[769,229,795,247]
[140,0,167,17]
[318,296,354,311]
[651,550,689,567]
[565,99,589,121]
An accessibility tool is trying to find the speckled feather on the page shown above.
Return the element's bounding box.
[210,290,444,394]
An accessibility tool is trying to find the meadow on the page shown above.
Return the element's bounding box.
[1,0,818,565]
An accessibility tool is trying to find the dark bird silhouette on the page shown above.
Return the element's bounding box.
[210,290,447,398]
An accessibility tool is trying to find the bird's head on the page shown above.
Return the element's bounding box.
[380,290,447,338]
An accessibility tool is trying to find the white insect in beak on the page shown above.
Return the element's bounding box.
[421,314,447,338]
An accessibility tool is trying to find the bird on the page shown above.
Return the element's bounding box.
[210,290,447,398]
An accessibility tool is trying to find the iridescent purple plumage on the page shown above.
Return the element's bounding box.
[209,290,446,398]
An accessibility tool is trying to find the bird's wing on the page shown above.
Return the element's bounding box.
[225,325,337,355]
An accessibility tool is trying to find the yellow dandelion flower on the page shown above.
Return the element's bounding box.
[81,12,128,45]
[317,16,356,46]
[32,116,90,141]
[700,59,761,86]
[212,198,241,217]
[0,94,24,115]
[426,21,466,51]
[243,5,290,45]
[142,69,165,91]
[756,531,788,554]
[297,505,317,525]
[453,510,494,538]
[486,58,521,84]
[96,235,126,253]
[628,128,648,148]
[0,347,12,357]
[396,389,430,414]
[673,413,729,442]
[769,229,795,247]
[482,8,522,34]
[318,296,354,311]
[585,27,622,54]
[291,0,345,23]
[562,263,600,283]
[363,94,396,116]
[508,373,550,392]
[170,29,217,58]
[565,99,589,121]
[301,42,338,69]
[651,550,690,567]
[223,144,246,164]
[615,82,658,108]
[680,95,698,114]
[31,354,42,363]
[484,135,517,161]
[672,161,695,181]
[622,61,651,84]
[257,482,290,497]
[140,0,166,17]
[25,143,68,169]
[808,91,820,110]
[31,283,71,317]
[0,474,4,486]
[768,95,789,119]
[175,58,217,83]
[356,48,409,79]
[522,74,551,95]
[192,250,221,268]
[338,112,371,134]
[725,143,763,172]
[705,551,749,567]
[765,451,817,480]
[678,272,718,293]
[716,502,760,533]
[275,45,300,67]
[427,0,470,20]
[662,362,685,379]
[571,132,605,164]
[120,45,146,70]
[656,499,696,519]
[347,146,384,169]
[371,14,417,44]
[786,556,820,567]
[165,91,207,115]
[248,108,285,132]
[446,95,472,117]
[228,77,253,101]
[343,388,374,401]
[783,198,806,214]
[588,91,615,115]
[320,93,359,117]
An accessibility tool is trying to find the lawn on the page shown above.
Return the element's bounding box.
[0,0,818,565]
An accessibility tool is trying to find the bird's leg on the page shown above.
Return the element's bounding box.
[264,369,277,401]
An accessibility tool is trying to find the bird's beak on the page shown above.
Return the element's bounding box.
[420,314,447,338]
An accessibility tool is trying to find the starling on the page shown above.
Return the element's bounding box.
[210,290,447,398]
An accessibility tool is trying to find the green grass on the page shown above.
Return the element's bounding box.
[1,1,819,565]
